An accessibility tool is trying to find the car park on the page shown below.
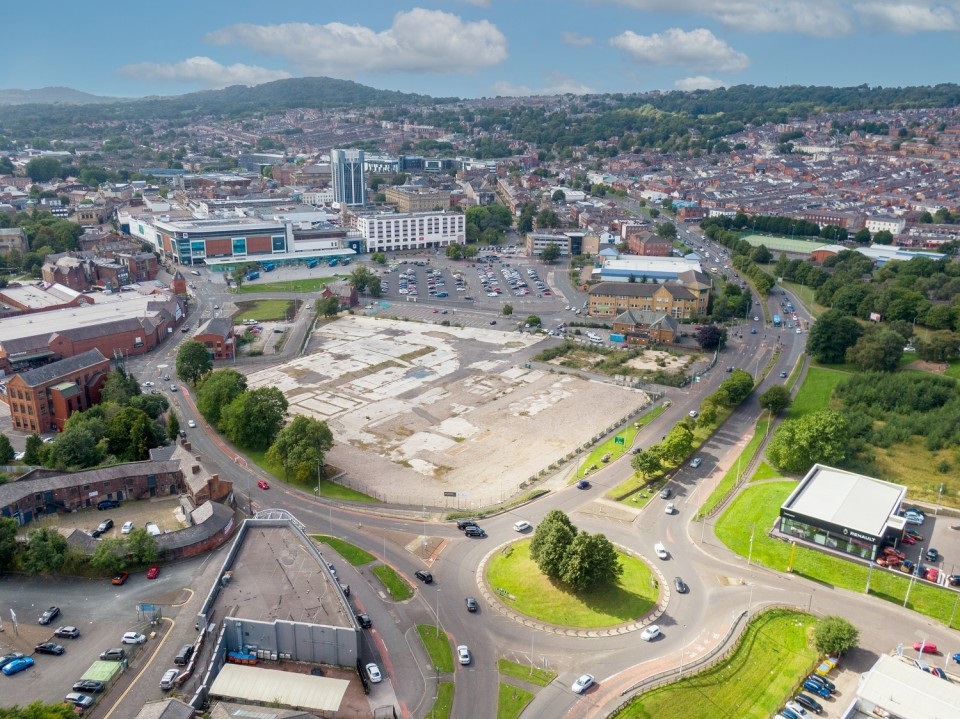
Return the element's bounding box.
[72,680,105,693]
[160,668,179,690]
[690,457,702,468]
[355,613,372,628]
[674,577,688,594]
[457,645,472,665]
[571,674,594,694]
[39,606,61,625]
[122,632,146,644]
[34,642,65,655]
[414,570,433,584]
[793,694,823,714]
[54,626,80,639]
[99,648,126,661]
[465,597,478,612]
[640,625,661,641]
[63,692,94,710]
[365,662,382,683]
[146,565,161,579]
[1,656,34,675]
[464,525,486,538]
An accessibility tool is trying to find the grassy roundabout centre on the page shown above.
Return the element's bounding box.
[485,539,659,628]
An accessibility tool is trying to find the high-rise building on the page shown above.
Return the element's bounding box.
[330,149,366,207]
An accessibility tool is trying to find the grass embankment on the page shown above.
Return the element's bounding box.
[697,418,769,517]
[497,658,556,687]
[427,682,454,719]
[235,276,344,294]
[417,625,455,673]
[496,657,556,718]
[233,298,298,320]
[576,403,666,480]
[497,684,536,719]
[372,565,414,601]
[716,483,960,628]
[486,540,657,628]
[312,536,376,565]
[785,366,850,418]
[446,489,549,521]
[612,609,817,719]
[245,448,377,503]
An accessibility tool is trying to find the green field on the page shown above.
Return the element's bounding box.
[232,298,298,321]
[741,234,827,254]
[576,404,666,480]
[612,610,817,719]
[698,418,769,516]
[785,367,849,419]
[236,276,345,294]
[485,540,657,627]
[427,681,454,719]
[245,448,377,502]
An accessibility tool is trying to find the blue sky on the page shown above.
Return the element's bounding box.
[6,1,960,99]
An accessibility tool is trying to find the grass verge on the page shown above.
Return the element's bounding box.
[750,461,783,482]
[312,535,376,565]
[426,681,454,719]
[486,541,657,627]
[715,482,960,628]
[446,489,549,521]
[498,683,536,719]
[786,366,850,419]
[576,404,666,480]
[372,565,414,602]
[245,448,378,503]
[232,298,297,320]
[612,609,817,719]
[697,418,768,517]
[417,625,455,673]
[236,276,344,294]
[498,658,556,687]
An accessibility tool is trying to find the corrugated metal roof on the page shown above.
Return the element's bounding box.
[209,664,348,713]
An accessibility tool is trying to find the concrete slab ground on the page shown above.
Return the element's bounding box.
[244,315,652,507]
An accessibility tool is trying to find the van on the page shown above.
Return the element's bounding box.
[513,520,531,532]
[174,644,194,665]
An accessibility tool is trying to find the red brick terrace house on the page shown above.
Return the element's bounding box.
[4,348,111,433]
[195,317,235,360]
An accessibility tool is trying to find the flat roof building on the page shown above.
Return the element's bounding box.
[854,653,960,719]
[598,255,704,283]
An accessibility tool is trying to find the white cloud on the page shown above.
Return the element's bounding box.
[117,56,291,88]
[674,75,726,91]
[490,74,595,96]
[205,9,507,77]
[854,3,960,33]
[562,31,595,47]
[610,28,749,72]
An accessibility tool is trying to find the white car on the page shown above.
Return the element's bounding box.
[121,632,146,644]
[664,503,675,515]
[640,624,661,641]
[121,521,134,535]
[457,645,471,665]
[365,662,382,683]
[654,543,668,559]
[571,674,594,694]
[14,451,25,461]
[513,520,531,532]
[187,420,197,428]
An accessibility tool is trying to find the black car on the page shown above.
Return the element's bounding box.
[96,519,114,534]
[456,520,478,531]
[464,526,486,538]
[576,480,591,489]
[465,597,479,612]
[660,487,672,499]
[174,644,194,666]
[414,570,433,584]
[355,613,372,628]
[793,694,823,714]
[806,674,835,691]
[38,606,61,625]
[97,499,120,510]
[72,680,105,694]
[99,648,126,661]
[674,577,688,594]
[34,642,65,655]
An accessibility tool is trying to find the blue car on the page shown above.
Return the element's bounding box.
[1,656,34,675]
[802,678,831,698]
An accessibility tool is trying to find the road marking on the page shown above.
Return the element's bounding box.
[100,617,176,719]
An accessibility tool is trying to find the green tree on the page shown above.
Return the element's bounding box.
[98,368,141,406]
[25,157,63,182]
[128,393,169,419]
[853,228,872,244]
[529,509,577,580]
[696,324,725,350]
[660,425,694,464]
[107,406,154,460]
[525,315,541,327]
[266,415,334,482]
[655,222,677,240]
[916,330,960,362]
[316,295,340,317]
[540,242,561,262]
[759,385,793,414]
[631,449,662,479]
[873,229,894,245]
[807,309,863,364]
[23,433,44,465]
[750,244,772,263]
[813,615,859,655]
[845,330,905,372]
[0,434,13,464]
[367,275,382,297]
[22,527,68,575]
[167,412,181,441]
[558,531,623,591]
[502,304,513,316]
[0,701,77,718]
[90,538,127,575]
[47,427,102,469]
[349,266,375,293]
[715,369,755,407]
[195,369,247,426]
[371,252,387,264]
[125,528,158,565]
[0,517,18,573]
[551,189,566,202]
[176,340,212,384]
[767,409,850,474]
[220,387,289,450]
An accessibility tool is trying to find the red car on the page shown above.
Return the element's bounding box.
[146,566,160,580]
[257,479,270,490]
[111,571,129,585]
[876,556,900,568]
[900,534,916,545]
[925,568,940,582]
[882,547,906,560]
[914,641,938,654]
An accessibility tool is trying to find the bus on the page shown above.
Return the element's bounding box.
[773,314,782,328]
[305,259,318,269]
[262,262,275,272]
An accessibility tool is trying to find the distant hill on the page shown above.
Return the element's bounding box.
[0,86,119,106]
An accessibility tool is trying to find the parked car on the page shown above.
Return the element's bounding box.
[464,525,486,538]
[0,653,24,670]
[806,674,835,691]
[640,625,661,641]
[121,521,134,534]
[355,613,372,628]
[802,679,831,698]
[1,656,34,676]
[779,708,802,719]
[112,571,129,585]
[365,662,382,683]
[122,632,146,645]
[571,674,595,694]
[54,626,80,639]
[34,642,65,655]
[97,499,120,510]
[785,700,810,716]
[145,522,161,536]
[914,641,938,654]
[99,648,126,661]
[689,457,702,468]
[72,680,104,694]
[904,529,924,541]
[457,645,472,665]
[97,518,114,534]
[63,693,94,710]
[925,567,940,582]
[146,565,161,580]
[414,570,433,584]
[926,548,940,562]
[174,644,194,665]
[793,695,823,714]
[160,668,179,691]
[39,606,61,625]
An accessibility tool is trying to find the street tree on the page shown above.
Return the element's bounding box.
[125,528,158,564]
[220,386,289,450]
[530,510,577,580]
[176,340,212,384]
[525,315,541,327]
[0,517,18,573]
[315,295,340,317]
[196,369,247,426]
[631,449,662,479]
[167,412,181,441]
[696,324,725,350]
[540,243,561,263]
[759,385,793,414]
[767,409,850,474]
[25,156,63,182]
[502,304,513,316]
[0,434,13,464]
[655,222,677,240]
[23,433,45,465]
[22,527,68,575]
[552,189,566,202]
[371,252,387,264]
[845,329,905,372]
[367,275,382,297]
[266,415,334,482]
[659,425,694,464]
[807,309,863,364]
[99,368,141,406]
[91,538,127,575]
[558,531,623,591]
[813,615,859,655]
[128,392,169,419]
[715,369,755,407]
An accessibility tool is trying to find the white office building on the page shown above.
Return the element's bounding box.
[356,211,465,252]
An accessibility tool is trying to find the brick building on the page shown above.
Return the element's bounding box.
[611,310,680,345]
[321,279,359,309]
[195,318,236,361]
[626,233,673,256]
[588,281,704,318]
[384,185,451,212]
[5,349,111,433]
[0,227,28,254]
